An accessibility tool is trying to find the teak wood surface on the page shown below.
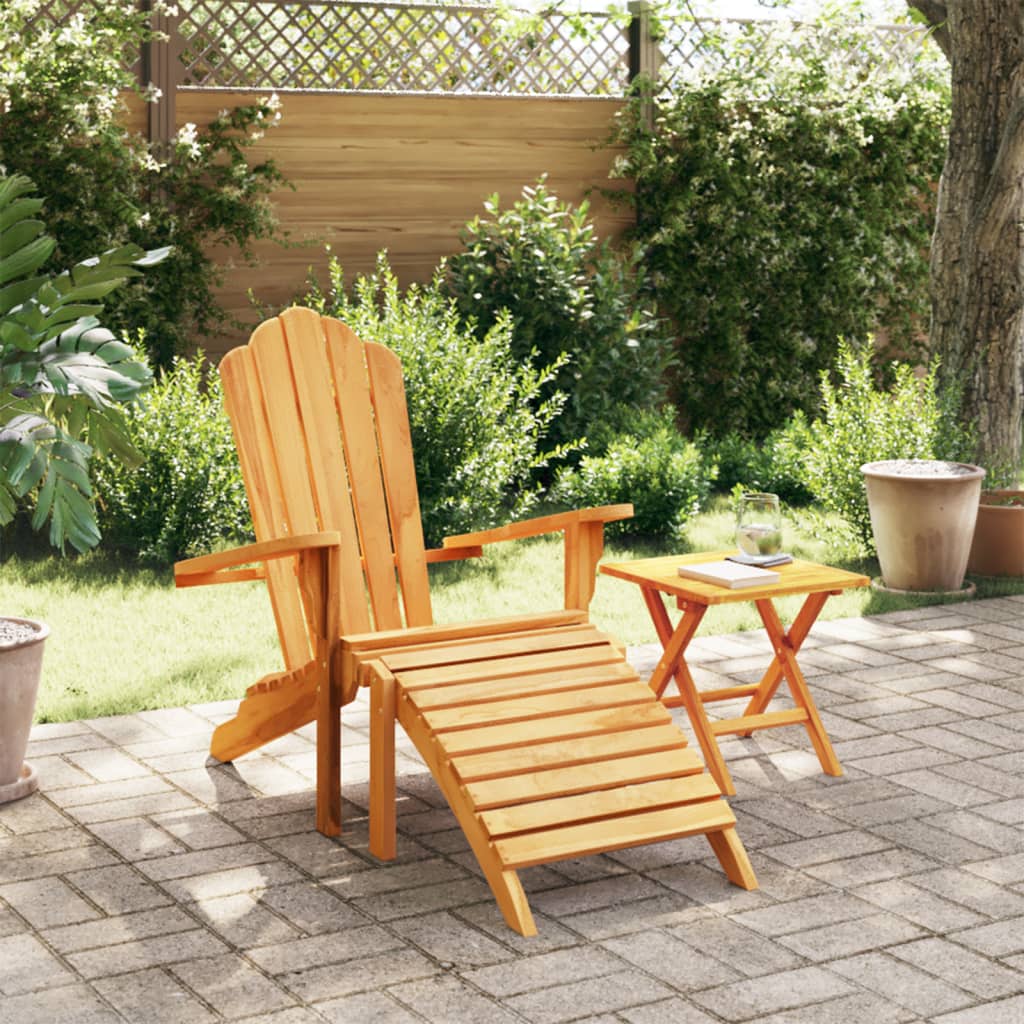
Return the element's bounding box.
[174,310,757,934]
[600,552,869,796]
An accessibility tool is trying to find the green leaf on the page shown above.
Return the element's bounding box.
[0,236,55,286]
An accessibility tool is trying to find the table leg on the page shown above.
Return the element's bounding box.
[752,597,842,778]
[739,592,828,730]
[641,588,736,795]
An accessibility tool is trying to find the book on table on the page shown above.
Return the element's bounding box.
[677,559,780,589]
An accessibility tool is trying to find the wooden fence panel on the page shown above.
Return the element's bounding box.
[173,91,627,357]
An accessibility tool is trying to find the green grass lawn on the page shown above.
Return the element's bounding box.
[4,498,1021,723]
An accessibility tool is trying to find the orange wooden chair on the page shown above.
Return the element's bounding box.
[174,308,756,935]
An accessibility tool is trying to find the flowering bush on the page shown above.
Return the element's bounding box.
[611,13,950,437]
[0,1,288,367]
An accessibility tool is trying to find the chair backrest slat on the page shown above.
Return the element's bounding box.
[220,309,431,664]
[366,343,432,627]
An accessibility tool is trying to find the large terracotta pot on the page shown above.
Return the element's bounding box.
[968,489,1024,577]
[861,460,986,592]
[0,616,48,804]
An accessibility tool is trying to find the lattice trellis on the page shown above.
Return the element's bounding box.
[176,0,630,95]
[656,16,927,96]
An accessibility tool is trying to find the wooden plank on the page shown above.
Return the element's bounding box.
[710,708,809,736]
[448,721,689,783]
[394,643,622,691]
[443,505,633,548]
[325,322,404,630]
[365,342,432,628]
[220,339,311,671]
[481,775,724,838]
[422,681,654,733]
[408,660,638,711]
[440,702,672,757]
[465,747,705,810]
[380,624,608,673]
[493,801,738,869]
[279,309,372,635]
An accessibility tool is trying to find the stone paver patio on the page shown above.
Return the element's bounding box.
[2,598,1023,1024]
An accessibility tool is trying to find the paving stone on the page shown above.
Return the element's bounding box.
[0,876,102,930]
[47,775,174,809]
[0,932,74,994]
[171,953,297,1017]
[847,746,959,776]
[387,973,521,1023]
[974,797,1024,825]
[151,808,249,850]
[619,997,725,1023]
[462,944,620,997]
[86,817,186,861]
[454,901,580,955]
[731,796,845,838]
[911,866,1024,918]
[65,790,200,824]
[761,830,890,868]
[602,928,741,989]
[162,767,256,805]
[668,915,805,977]
[931,995,1024,1024]
[505,968,674,1024]
[278,946,437,1003]
[730,892,877,937]
[690,965,856,1022]
[247,925,403,975]
[559,892,709,941]
[312,990,421,1023]
[937,760,1024,799]
[256,882,369,935]
[42,906,196,954]
[158,861,305,904]
[0,906,25,938]
[923,809,1024,854]
[352,875,490,921]
[754,991,919,1024]
[92,966,218,1024]
[0,843,119,884]
[832,793,952,827]
[29,755,96,790]
[950,917,1024,957]
[852,879,987,932]
[828,952,975,1017]
[26,731,110,758]
[66,748,153,782]
[891,768,1008,808]
[66,864,171,915]
[804,847,940,887]
[872,819,1002,865]
[0,795,73,834]
[325,857,466,899]
[266,832,370,878]
[778,911,926,961]
[523,873,665,920]
[965,851,1024,885]
[889,937,1024,998]
[192,892,301,948]
[390,910,513,967]
[137,841,279,882]
[67,928,230,978]
[0,982,123,1024]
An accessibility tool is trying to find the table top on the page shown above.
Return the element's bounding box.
[599,551,870,606]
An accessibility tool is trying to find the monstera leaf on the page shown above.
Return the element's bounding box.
[0,173,167,552]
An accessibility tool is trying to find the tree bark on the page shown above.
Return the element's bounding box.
[913,1,1024,473]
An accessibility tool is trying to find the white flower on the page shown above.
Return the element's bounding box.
[143,81,163,103]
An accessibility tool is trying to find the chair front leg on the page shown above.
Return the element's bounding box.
[369,662,397,860]
[564,521,605,611]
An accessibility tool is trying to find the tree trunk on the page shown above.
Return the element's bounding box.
[924,2,1024,474]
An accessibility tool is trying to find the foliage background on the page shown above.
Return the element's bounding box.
[610,15,950,438]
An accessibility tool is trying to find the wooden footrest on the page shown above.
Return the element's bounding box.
[377,621,757,934]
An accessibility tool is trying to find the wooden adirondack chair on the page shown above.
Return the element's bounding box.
[174,308,756,935]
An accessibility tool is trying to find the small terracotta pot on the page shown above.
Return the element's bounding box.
[968,489,1024,577]
[862,460,985,592]
[0,616,48,804]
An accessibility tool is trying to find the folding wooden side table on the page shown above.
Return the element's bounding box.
[599,552,869,795]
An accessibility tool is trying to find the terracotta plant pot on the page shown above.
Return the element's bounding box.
[0,617,48,804]
[861,459,986,592]
[967,489,1024,577]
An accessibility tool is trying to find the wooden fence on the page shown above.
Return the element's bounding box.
[57,1,924,354]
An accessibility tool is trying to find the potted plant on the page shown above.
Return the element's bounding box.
[862,459,986,593]
[967,489,1024,577]
[0,172,165,802]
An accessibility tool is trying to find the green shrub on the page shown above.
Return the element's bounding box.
[302,254,568,546]
[0,2,288,368]
[710,414,814,506]
[551,409,716,540]
[802,339,975,551]
[93,354,253,563]
[610,14,949,437]
[443,178,673,449]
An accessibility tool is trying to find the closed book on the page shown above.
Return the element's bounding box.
[677,560,780,589]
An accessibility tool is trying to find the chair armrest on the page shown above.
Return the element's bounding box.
[174,531,342,589]
[441,505,633,548]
